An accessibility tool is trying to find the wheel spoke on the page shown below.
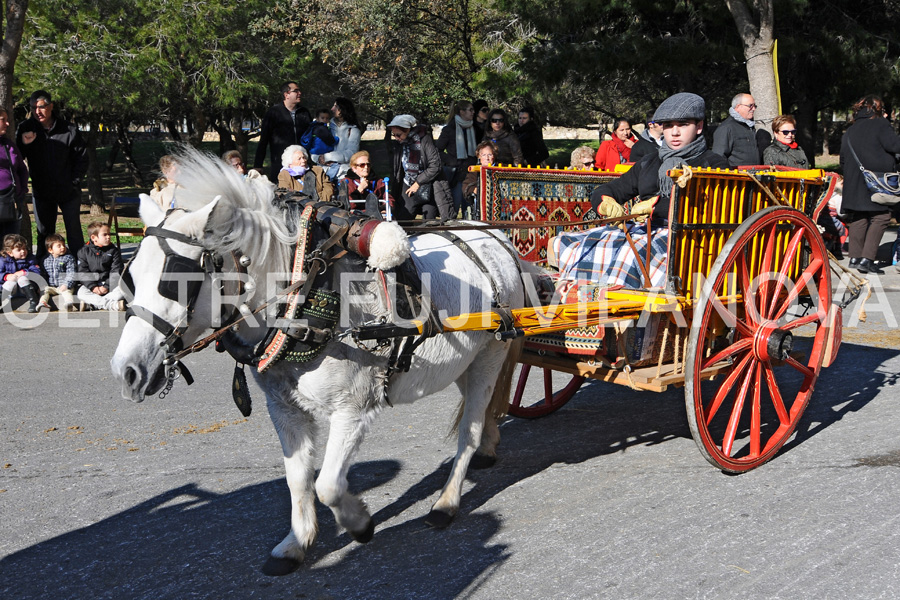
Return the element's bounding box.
[763,363,789,425]
[701,337,752,371]
[543,368,553,402]
[705,351,753,425]
[772,257,825,321]
[765,226,806,319]
[722,357,756,457]
[784,354,815,380]
[780,311,823,332]
[511,364,530,408]
[759,222,779,315]
[738,252,759,325]
[750,362,762,457]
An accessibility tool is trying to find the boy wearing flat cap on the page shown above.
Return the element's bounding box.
[552,93,729,290]
[591,92,728,224]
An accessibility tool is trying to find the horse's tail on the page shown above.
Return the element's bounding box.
[488,335,524,420]
[450,252,536,436]
[449,335,524,438]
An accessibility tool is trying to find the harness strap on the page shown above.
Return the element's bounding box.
[258,204,318,373]
[126,304,187,352]
[428,229,503,305]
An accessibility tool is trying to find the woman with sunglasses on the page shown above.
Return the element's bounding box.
[762,115,809,168]
[342,150,394,217]
[483,109,524,166]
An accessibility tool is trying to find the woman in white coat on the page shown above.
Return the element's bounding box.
[322,97,362,178]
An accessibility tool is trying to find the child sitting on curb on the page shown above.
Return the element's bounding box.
[76,222,125,311]
[1,234,42,313]
[40,233,76,311]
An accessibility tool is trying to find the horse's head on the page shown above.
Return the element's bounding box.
[111,195,228,402]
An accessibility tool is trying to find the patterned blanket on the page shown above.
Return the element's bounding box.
[552,223,669,289]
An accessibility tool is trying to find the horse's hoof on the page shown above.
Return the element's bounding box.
[469,452,497,470]
[425,508,454,529]
[350,518,375,544]
[261,556,302,576]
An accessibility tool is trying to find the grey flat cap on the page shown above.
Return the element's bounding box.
[652,92,705,123]
[387,114,417,129]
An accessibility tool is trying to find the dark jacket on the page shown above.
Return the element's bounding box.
[1,253,41,281]
[762,140,809,169]
[76,242,123,292]
[712,116,760,167]
[840,116,900,213]
[435,120,478,169]
[628,136,661,164]
[252,103,313,181]
[484,128,524,166]
[391,126,453,219]
[514,120,549,166]
[0,137,29,202]
[592,149,729,221]
[15,116,88,201]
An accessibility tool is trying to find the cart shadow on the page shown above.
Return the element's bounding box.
[783,341,900,451]
[368,341,898,531]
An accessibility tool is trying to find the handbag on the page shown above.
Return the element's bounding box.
[846,138,900,206]
[406,181,433,206]
[0,145,18,223]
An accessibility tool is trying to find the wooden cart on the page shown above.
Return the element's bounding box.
[468,164,852,472]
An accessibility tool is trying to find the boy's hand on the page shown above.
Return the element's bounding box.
[21,131,36,144]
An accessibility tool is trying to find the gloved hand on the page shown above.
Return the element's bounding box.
[630,196,658,222]
[597,195,625,219]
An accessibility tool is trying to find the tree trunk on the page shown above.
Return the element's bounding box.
[229,112,250,163]
[117,121,145,187]
[104,139,120,171]
[793,99,819,167]
[0,0,28,127]
[210,116,235,155]
[84,121,106,216]
[725,0,778,134]
[187,104,207,147]
[165,119,182,141]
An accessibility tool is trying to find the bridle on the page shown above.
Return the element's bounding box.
[122,216,247,395]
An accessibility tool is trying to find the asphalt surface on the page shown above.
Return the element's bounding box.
[2,247,900,599]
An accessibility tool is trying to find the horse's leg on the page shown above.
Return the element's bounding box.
[315,408,375,543]
[262,398,319,576]
[427,342,508,528]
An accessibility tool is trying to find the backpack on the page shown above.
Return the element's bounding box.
[300,122,337,156]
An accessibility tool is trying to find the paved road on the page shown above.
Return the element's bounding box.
[2,258,900,599]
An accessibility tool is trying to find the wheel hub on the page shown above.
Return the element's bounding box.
[754,320,793,362]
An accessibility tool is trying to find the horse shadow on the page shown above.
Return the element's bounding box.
[0,460,507,600]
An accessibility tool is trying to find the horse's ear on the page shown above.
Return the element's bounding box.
[177,196,221,240]
[139,194,166,227]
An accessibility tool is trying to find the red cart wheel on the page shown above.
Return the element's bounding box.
[508,364,584,419]
[685,206,832,472]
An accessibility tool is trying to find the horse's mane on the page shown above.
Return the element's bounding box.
[169,146,295,276]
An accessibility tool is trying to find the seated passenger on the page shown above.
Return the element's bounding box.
[569,146,596,170]
[342,150,393,217]
[277,144,335,202]
[553,92,728,289]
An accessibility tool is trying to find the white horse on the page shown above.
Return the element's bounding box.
[110,149,529,575]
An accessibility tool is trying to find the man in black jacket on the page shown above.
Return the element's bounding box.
[253,82,313,182]
[16,90,88,258]
[629,119,664,164]
[712,92,761,167]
